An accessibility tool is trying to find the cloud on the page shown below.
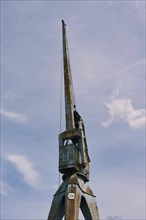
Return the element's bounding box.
[1,180,13,195]
[1,1,145,220]
[117,58,145,75]
[1,181,7,195]
[101,91,145,129]
[7,154,40,188]
[1,90,16,101]
[1,108,28,123]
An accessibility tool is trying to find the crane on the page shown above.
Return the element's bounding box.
[47,20,100,220]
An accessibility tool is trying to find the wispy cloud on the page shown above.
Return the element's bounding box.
[7,154,40,188]
[1,181,8,195]
[116,58,145,75]
[1,108,28,123]
[1,90,16,101]
[1,180,14,195]
[101,90,145,129]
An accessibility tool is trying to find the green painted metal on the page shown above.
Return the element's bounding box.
[48,20,100,220]
[48,174,100,220]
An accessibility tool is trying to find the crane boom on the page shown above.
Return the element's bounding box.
[59,20,90,181]
[47,21,100,220]
[62,20,75,130]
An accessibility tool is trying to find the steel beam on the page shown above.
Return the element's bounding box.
[48,174,100,220]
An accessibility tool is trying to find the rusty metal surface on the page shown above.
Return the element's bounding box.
[62,20,75,131]
[68,174,94,196]
[60,128,82,140]
[65,184,81,220]
[48,174,100,220]
[48,20,100,220]
[59,121,90,181]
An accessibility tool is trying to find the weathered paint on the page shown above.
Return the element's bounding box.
[48,20,100,219]
[59,124,90,181]
[47,174,100,220]
[62,20,75,130]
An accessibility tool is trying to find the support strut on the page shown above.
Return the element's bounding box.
[48,174,100,220]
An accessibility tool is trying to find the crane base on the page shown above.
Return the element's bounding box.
[47,173,100,220]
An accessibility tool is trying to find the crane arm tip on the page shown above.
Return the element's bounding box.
[61,20,66,26]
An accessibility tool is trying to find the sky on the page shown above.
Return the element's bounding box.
[1,1,145,220]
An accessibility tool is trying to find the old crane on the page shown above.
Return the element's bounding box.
[47,20,100,220]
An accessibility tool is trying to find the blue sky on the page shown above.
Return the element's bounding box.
[1,1,145,220]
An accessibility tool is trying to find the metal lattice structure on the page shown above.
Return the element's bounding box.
[47,20,100,220]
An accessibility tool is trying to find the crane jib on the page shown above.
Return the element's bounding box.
[47,20,100,220]
[62,20,75,130]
